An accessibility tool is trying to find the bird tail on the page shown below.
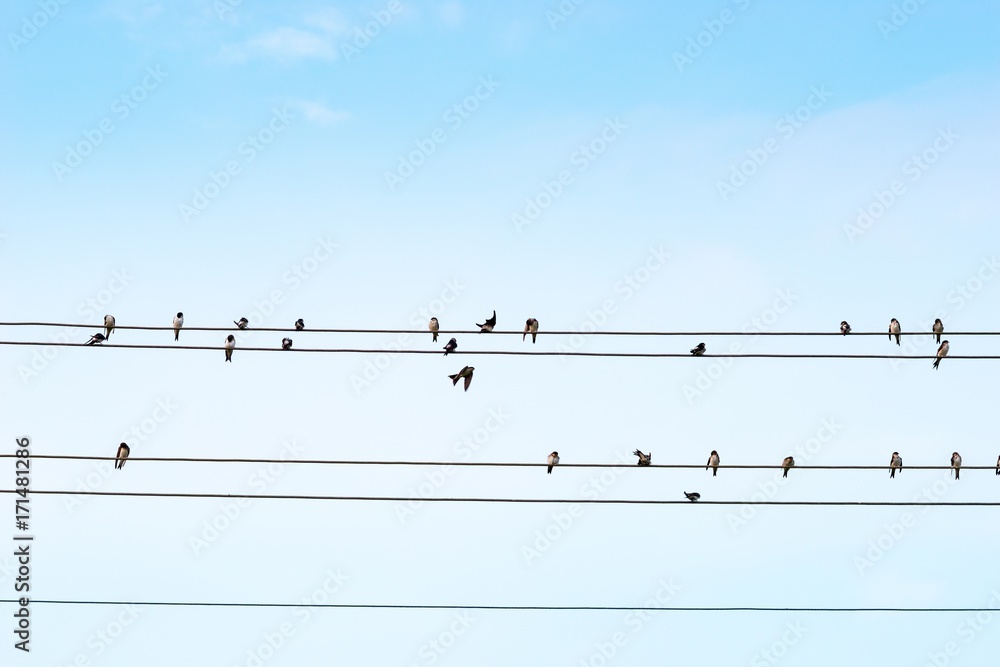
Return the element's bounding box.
[449,373,460,385]
[890,469,895,478]
[522,332,526,342]
[783,469,788,478]
[532,332,537,343]
[712,468,717,477]
[933,358,940,369]
[547,466,553,474]
[433,333,438,342]
[175,331,180,341]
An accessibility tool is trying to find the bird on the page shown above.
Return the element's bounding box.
[932,318,944,343]
[234,317,249,329]
[932,340,949,370]
[429,317,439,342]
[890,452,902,479]
[995,455,999,476]
[172,312,184,341]
[690,342,706,356]
[281,338,293,350]
[683,491,701,502]
[840,321,851,335]
[477,310,496,333]
[951,452,962,480]
[547,451,559,474]
[85,332,106,345]
[224,334,235,362]
[104,314,116,339]
[443,337,458,355]
[706,450,720,476]
[294,319,305,331]
[782,456,795,478]
[523,318,539,343]
[448,366,475,391]
[115,442,130,470]
[889,318,901,345]
[633,449,651,466]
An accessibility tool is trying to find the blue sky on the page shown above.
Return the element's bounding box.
[2,0,1000,664]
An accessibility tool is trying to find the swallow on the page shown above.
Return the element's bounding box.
[782,456,795,478]
[951,452,961,480]
[707,450,720,476]
[104,314,116,339]
[281,338,293,350]
[235,317,249,329]
[115,442,130,470]
[547,451,559,474]
[295,319,305,331]
[890,452,902,479]
[932,318,943,343]
[932,340,949,370]
[448,366,474,391]
[224,334,235,362]
[85,332,106,345]
[429,317,439,342]
[690,342,706,356]
[633,449,651,466]
[524,318,539,343]
[173,312,184,341]
[840,321,851,335]
[477,310,496,333]
[889,318,901,346]
[684,491,701,502]
[443,337,458,355]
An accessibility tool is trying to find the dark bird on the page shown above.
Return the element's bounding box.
[995,455,999,476]
[448,366,475,391]
[281,338,293,350]
[443,337,458,355]
[477,310,496,333]
[523,318,539,343]
[707,450,720,476]
[633,449,651,466]
[429,317,439,342]
[104,314,116,339]
[889,318,901,345]
[235,317,249,329]
[932,318,944,343]
[684,491,701,502]
[85,332,106,345]
[890,452,902,479]
[547,451,559,474]
[951,452,962,480]
[295,319,305,331]
[173,312,184,341]
[115,442,130,470]
[690,342,706,356]
[224,334,235,362]
[932,340,949,370]
[782,456,795,478]
[840,321,851,335]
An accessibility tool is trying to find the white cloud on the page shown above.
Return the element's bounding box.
[293,101,351,126]
[244,26,336,62]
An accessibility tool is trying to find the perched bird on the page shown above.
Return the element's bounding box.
[840,321,851,335]
[690,342,706,356]
[234,317,249,329]
[281,338,293,350]
[932,318,944,344]
[224,334,236,362]
[104,314,116,339]
[889,318,901,346]
[547,451,560,474]
[781,456,795,478]
[477,310,496,333]
[707,450,720,476]
[115,442,130,470]
[429,317,439,342]
[172,312,184,341]
[932,340,949,370]
[448,366,475,391]
[683,491,701,502]
[951,452,962,480]
[890,452,903,479]
[443,337,458,355]
[633,449,651,466]
[295,319,305,331]
[85,332,106,345]
[523,318,539,344]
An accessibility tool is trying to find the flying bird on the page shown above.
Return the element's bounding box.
[951,452,962,480]
[889,318,901,346]
[443,338,458,355]
[932,340,949,370]
[782,456,795,478]
[633,450,651,466]
[281,338,293,350]
[683,491,701,502]
[294,319,305,331]
[477,310,496,333]
[523,318,539,343]
[85,332,106,345]
[932,318,944,343]
[172,312,184,341]
[429,317,439,342]
[690,342,706,356]
[104,314,116,339]
[890,452,902,479]
[115,442,130,470]
[448,366,475,391]
[547,451,559,474]
[234,317,249,329]
[707,450,720,476]
[840,321,851,335]
[224,334,235,362]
